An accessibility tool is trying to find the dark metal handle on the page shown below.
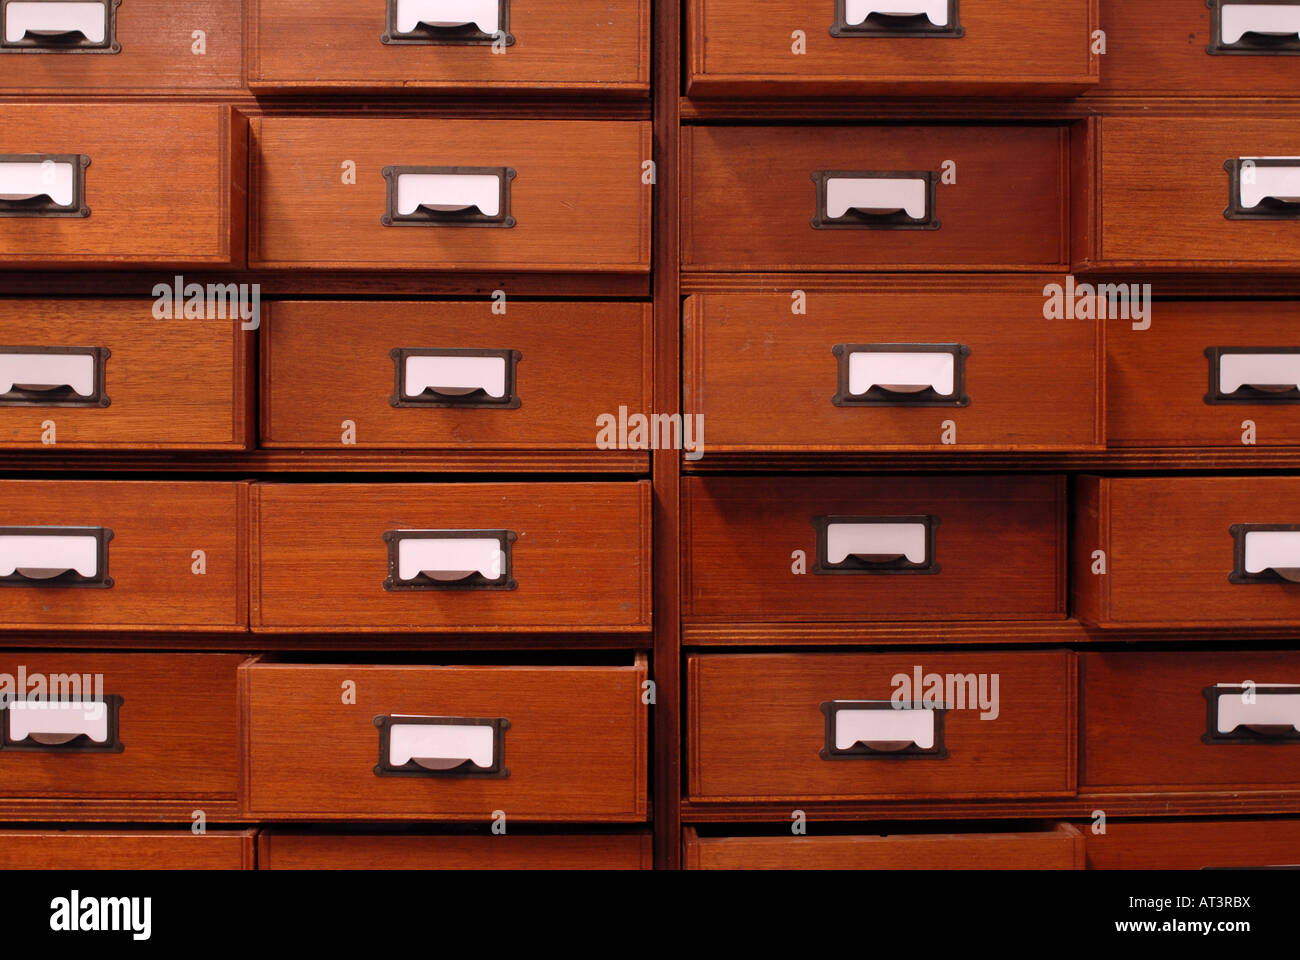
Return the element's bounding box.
[0,345,110,407]
[812,515,940,575]
[1224,158,1300,220]
[381,0,514,45]
[811,169,940,230]
[830,0,962,37]
[0,154,90,218]
[1208,0,1300,54]
[390,347,521,409]
[832,343,969,407]
[373,715,510,778]
[1204,684,1300,743]
[0,694,124,752]
[1205,347,1300,404]
[1229,524,1300,584]
[0,0,120,52]
[381,165,515,228]
[0,525,114,588]
[382,528,517,591]
[820,700,949,759]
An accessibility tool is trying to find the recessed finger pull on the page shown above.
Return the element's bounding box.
[820,700,949,758]
[374,715,509,777]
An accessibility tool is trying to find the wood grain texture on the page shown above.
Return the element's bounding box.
[261,300,651,450]
[0,652,243,809]
[1073,476,1300,627]
[258,830,652,869]
[239,657,649,820]
[688,0,1097,97]
[250,117,651,271]
[0,0,244,94]
[0,299,252,450]
[683,822,1083,869]
[0,105,244,267]
[249,0,648,94]
[1097,117,1300,267]
[687,651,1076,801]
[683,475,1067,622]
[0,480,247,631]
[682,125,1069,271]
[0,829,255,869]
[1083,818,1300,869]
[684,291,1102,450]
[1108,301,1300,447]
[251,481,651,632]
[1081,650,1300,792]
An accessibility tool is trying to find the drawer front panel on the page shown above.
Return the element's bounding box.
[258,830,652,869]
[0,830,254,869]
[1084,818,1300,869]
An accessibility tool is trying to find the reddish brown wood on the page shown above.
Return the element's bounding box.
[239,655,649,820]
[250,481,651,633]
[0,829,255,869]
[257,829,653,869]
[0,105,245,268]
[261,300,651,451]
[683,475,1067,623]
[0,480,248,631]
[1084,818,1300,869]
[687,0,1098,98]
[250,116,652,272]
[687,651,1076,802]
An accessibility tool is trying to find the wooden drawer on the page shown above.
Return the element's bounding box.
[687,651,1076,802]
[249,0,649,95]
[684,822,1084,869]
[240,655,649,821]
[0,652,242,813]
[258,829,652,869]
[1084,818,1300,869]
[682,125,1068,272]
[251,481,650,633]
[1081,650,1300,792]
[0,300,253,450]
[0,0,242,95]
[684,291,1103,452]
[688,0,1097,97]
[0,105,246,268]
[1074,476,1300,628]
[261,300,651,452]
[1089,117,1300,270]
[683,475,1067,624]
[1108,301,1300,448]
[251,117,651,272]
[0,829,254,869]
[1096,0,1300,97]
[0,480,247,632]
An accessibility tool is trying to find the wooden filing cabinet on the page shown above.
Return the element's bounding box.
[682,125,1070,272]
[0,104,247,268]
[258,829,653,869]
[250,481,651,633]
[248,0,650,95]
[0,299,254,451]
[1074,476,1300,628]
[261,300,652,453]
[0,480,248,632]
[0,652,243,817]
[684,290,1103,452]
[687,0,1098,97]
[683,475,1067,624]
[1083,818,1300,870]
[687,651,1076,802]
[239,655,650,821]
[250,117,652,272]
[0,829,256,869]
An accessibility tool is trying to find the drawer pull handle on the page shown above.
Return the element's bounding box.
[1230,524,1300,584]
[0,525,113,587]
[831,0,962,37]
[0,346,109,407]
[832,343,970,407]
[381,165,515,227]
[383,528,517,590]
[0,154,90,218]
[812,170,940,230]
[374,715,509,777]
[390,347,521,409]
[813,515,939,574]
[1225,157,1300,220]
[1209,0,1300,54]
[1206,347,1300,404]
[1204,684,1300,743]
[820,700,949,758]
[0,695,123,752]
[0,0,119,52]
[382,0,513,46]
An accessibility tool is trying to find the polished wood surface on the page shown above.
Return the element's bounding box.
[1083,818,1300,869]
[262,300,651,451]
[684,290,1102,451]
[684,475,1067,622]
[0,829,255,869]
[240,656,649,820]
[251,481,651,632]
[688,651,1076,801]
[0,480,248,631]
[0,300,253,450]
